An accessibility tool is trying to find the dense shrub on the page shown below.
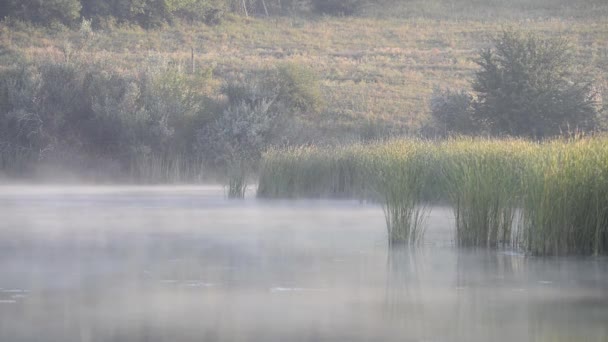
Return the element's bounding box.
[311,0,363,15]
[429,87,477,136]
[17,0,227,28]
[223,64,323,115]
[473,30,601,138]
[197,65,322,195]
[275,63,324,114]
[0,58,324,182]
[197,99,280,195]
[168,0,227,25]
[0,61,217,180]
[0,67,43,174]
[6,0,81,25]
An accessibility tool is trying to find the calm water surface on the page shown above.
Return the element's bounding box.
[0,186,607,341]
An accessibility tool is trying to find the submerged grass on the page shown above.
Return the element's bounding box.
[257,137,608,255]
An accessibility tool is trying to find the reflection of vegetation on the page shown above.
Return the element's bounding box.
[258,137,608,255]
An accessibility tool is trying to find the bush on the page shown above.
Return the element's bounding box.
[222,64,323,115]
[6,0,81,25]
[197,99,280,197]
[429,87,476,136]
[80,0,172,28]
[311,0,363,15]
[169,0,226,25]
[0,67,43,174]
[275,63,324,114]
[473,30,601,138]
[0,60,215,181]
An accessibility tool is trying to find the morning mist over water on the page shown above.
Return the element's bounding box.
[0,186,607,341]
[1,0,608,340]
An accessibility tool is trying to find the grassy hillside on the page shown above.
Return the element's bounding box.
[2,1,606,140]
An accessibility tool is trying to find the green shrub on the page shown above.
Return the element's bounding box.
[0,60,214,181]
[311,0,363,15]
[0,66,43,174]
[473,30,601,138]
[6,0,81,25]
[168,0,226,24]
[276,63,324,114]
[429,87,477,136]
[222,64,323,115]
[197,99,280,197]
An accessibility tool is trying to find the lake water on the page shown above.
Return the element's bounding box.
[0,186,606,341]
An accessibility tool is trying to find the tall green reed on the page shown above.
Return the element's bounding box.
[439,139,529,247]
[364,140,436,245]
[519,137,608,255]
[256,136,608,255]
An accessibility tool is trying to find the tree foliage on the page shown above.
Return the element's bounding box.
[310,0,363,15]
[473,30,600,138]
[429,87,476,136]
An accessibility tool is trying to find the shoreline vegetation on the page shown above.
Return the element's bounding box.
[257,137,608,256]
[1,1,607,255]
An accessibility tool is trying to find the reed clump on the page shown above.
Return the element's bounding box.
[257,136,608,255]
[363,140,437,245]
[258,140,438,244]
[438,138,532,247]
[519,137,608,255]
[257,145,367,199]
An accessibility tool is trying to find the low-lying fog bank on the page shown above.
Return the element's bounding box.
[0,186,606,341]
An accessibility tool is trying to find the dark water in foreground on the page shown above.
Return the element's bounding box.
[0,186,606,342]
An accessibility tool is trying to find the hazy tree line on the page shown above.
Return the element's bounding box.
[0,0,366,27]
[0,58,323,181]
[0,7,604,183]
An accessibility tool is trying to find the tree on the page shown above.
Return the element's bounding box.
[473,30,600,138]
[197,100,280,197]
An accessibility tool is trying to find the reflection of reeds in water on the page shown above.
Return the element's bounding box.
[452,248,529,340]
[383,246,427,331]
